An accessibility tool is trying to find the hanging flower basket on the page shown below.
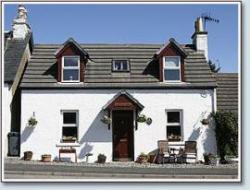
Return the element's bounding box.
[137,114,147,123]
[28,117,38,127]
[201,118,209,125]
[137,114,152,125]
[101,115,112,125]
[146,117,152,125]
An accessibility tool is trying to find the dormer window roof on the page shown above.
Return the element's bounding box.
[55,37,89,58]
[55,38,89,83]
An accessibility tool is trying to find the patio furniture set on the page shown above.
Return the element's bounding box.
[155,140,197,164]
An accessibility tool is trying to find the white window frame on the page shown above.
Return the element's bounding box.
[112,59,130,72]
[163,56,181,82]
[165,109,183,142]
[61,110,79,143]
[61,56,80,83]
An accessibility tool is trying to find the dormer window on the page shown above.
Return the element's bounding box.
[163,56,181,82]
[62,56,80,82]
[112,60,130,72]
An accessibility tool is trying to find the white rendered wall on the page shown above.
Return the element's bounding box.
[20,89,216,162]
[2,84,12,157]
[193,34,208,61]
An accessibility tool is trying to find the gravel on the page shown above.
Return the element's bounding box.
[5,157,238,169]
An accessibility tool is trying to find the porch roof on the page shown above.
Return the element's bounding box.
[102,90,144,111]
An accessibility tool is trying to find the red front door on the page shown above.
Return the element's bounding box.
[112,110,134,161]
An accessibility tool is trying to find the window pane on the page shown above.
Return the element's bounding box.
[165,57,179,68]
[64,57,79,67]
[113,60,129,71]
[63,112,76,124]
[63,69,79,81]
[62,127,77,139]
[164,69,180,81]
[167,125,181,141]
[167,112,180,123]
[122,62,128,70]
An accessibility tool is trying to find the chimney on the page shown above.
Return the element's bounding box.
[191,17,208,61]
[12,5,31,39]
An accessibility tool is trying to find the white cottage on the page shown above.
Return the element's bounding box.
[4,5,218,163]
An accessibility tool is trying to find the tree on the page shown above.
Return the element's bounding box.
[208,60,221,73]
[212,111,238,163]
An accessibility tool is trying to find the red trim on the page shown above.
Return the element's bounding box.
[108,95,137,110]
[57,59,62,82]
[56,44,87,82]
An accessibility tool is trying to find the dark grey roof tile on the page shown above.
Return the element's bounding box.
[21,43,217,88]
[216,73,239,113]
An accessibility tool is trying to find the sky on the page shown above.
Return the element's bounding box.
[3,3,239,73]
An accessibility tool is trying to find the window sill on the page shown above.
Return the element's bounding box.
[168,141,185,146]
[162,81,186,84]
[58,82,83,85]
[56,142,80,147]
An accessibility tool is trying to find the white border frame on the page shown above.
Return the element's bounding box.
[163,56,181,82]
[1,1,241,183]
[61,56,80,83]
[165,109,183,142]
[60,110,79,143]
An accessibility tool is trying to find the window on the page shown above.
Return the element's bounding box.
[112,60,129,72]
[62,56,80,82]
[163,56,181,81]
[62,111,78,142]
[166,110,182,141]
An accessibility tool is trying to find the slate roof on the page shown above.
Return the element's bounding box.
[4,32,33,83]
[20,41,216,89]
[216,73,238,113]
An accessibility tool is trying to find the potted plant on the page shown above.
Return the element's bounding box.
[146,117,152,125]
[28,117,38,127]
[24,151,33,161]
[136,153,149,164]
[201,118,209,125]
[137,114,147,123]
[41,154,52,162]
[62,136,77,143]
[203,153,213,165]
[97,154,106,163]
[148,154,156,163]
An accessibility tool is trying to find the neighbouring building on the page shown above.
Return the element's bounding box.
[3,5,238,163]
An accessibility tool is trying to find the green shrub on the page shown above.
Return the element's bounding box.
[212,111,238,162]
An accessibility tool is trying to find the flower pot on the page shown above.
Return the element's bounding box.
[148,155,156,163]
[24,151,33,161]
[136,155,148,164]
[201,119,209,125]
[97,154,106,163]
[41,154,51,162]
[204,155,211,165]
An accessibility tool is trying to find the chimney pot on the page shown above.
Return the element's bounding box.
[12,5,30,39]
[192,17,208,61]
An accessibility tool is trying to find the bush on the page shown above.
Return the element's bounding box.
[212,111,238,163]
